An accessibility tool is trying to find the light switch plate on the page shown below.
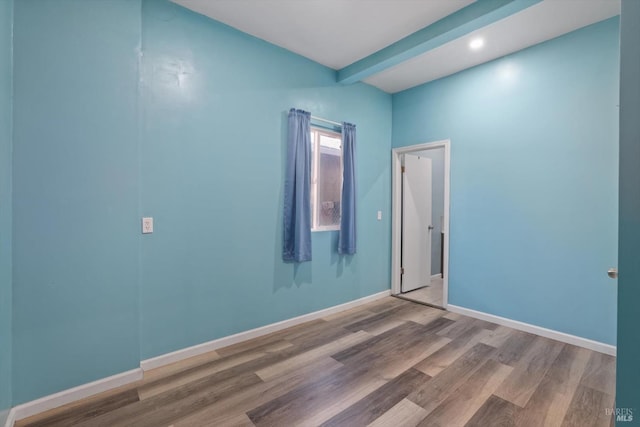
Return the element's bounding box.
[142,217,153,234]
[377,211,382,221]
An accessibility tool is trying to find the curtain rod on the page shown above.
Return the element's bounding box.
[310,115,342,127]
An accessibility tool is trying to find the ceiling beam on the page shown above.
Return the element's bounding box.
[337,0,542,85]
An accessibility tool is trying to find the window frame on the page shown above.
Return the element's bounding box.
[310,126,343,232]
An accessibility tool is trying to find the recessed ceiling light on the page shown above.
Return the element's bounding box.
[469,38,484,50]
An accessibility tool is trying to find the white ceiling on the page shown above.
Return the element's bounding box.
[364,0,621,93]
[172,0,474,69]
[172,0,620,93]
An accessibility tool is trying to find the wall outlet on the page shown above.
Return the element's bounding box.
[142,217,153,234]
[377,211,382,221]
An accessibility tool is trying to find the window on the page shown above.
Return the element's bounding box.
[310,127,342,231]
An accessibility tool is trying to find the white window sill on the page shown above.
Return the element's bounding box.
[312,226,340,233]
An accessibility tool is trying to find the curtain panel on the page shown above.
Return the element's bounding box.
[339,122,356,255]
[283,109,312,262]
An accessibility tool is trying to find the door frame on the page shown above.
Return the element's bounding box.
[391,140,451,308]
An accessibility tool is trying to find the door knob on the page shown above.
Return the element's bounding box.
[428,225,434,230]
[607,268,618,279]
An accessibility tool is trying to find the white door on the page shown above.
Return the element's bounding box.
[402,154,433,292]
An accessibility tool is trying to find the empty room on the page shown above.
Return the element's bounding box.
[1,0,639,426]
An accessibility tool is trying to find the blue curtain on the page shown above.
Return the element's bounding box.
[339,122,357,255]
[283,109,312,262]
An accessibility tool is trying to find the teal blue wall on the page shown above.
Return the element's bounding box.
[138,0,391,359]
[12,0,142,403]
[393,18,619,345]
[10,0,391,403]
[616,0,640,422]
[0,0,13,421]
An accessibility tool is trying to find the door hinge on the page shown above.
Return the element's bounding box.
[401,267,405,275]
[401,166,405,173]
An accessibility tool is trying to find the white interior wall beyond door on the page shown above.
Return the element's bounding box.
[401,154,433,292]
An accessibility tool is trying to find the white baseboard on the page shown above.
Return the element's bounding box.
[447,304,616,356]
[9,368,143,425]
[431,274,442,280]
[3,409,15,427]
[141,290,391,371]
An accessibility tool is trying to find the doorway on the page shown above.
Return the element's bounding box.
[392,140,450,309]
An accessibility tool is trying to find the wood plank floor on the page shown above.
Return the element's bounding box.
[17,297,616,427]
